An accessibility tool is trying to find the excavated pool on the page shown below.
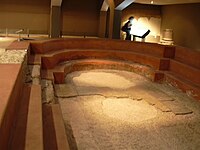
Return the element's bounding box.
[56,70,200,150]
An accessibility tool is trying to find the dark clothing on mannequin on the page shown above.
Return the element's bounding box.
[124,21,131,40]
[122,21,132,40]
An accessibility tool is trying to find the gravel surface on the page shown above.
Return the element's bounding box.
[0,38,26,63]
[0,48,5,55]
[0,49,26,63]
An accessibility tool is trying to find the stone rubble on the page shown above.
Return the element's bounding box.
[24,63,55,104]
[41,79,55,104]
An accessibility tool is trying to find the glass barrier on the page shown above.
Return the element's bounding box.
[0,28,50,40]
[0,28,29,38]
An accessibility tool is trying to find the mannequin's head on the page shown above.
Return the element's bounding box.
[129,16,134,23]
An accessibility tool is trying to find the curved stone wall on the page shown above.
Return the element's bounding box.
[29,38,175,84]
[28,38,200,100]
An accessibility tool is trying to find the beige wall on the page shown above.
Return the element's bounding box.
[161,3,200,51]
[0,0,101,37]
[0,0,50,34]
[122,3,161,42]
[61,0,99,37]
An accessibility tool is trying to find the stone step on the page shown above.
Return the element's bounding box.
[30,38,175,58]
[165,71,200,100]
[41,59,162,84]
[54,84,78,98]
[9,84,44,150]
[9,85,31,150]
[40,49,167,70]
[28,54,42,65]
[170,60,200,86]
[175,46,200,70]
[43,104,70,150]
[28,48,167,72]
[25,84,43,150]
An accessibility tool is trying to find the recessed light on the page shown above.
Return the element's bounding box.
[151,1,154,4]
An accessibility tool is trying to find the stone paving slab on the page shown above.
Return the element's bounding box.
[146,89,174,101]
[154,101,171,112]
[140,92,171,112]
[75,86,134,98]
[54,84,78,98]
[163,100,193,115]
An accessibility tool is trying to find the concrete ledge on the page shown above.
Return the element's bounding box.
[9,85,31,150]
[25,85,43,150]
[6,40,30,50]
[51,104,70,150]
[0,64,24,150]
[43,104,70,150]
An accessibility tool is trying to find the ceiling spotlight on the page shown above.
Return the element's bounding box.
[151,1,154,4]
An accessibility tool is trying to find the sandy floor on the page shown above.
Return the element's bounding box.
[56,70,200,150]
